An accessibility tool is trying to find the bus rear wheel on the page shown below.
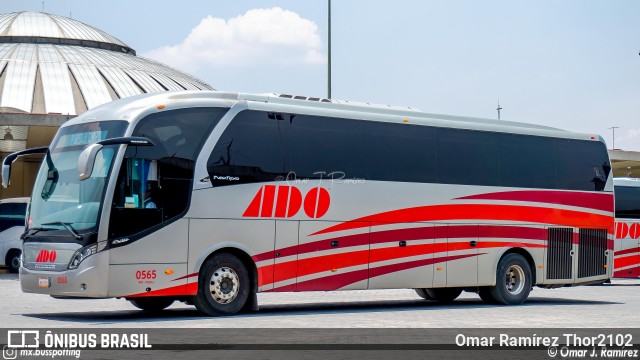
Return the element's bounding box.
[193,253,250,316]
[482,253,532,305]
[129,297,174,312]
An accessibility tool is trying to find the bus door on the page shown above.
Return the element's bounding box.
[270,220,299,292]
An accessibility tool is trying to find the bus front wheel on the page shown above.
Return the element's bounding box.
[482,253,532,305]
[415,288,462,303]
[6,250,21,274]
[193,253,250,316]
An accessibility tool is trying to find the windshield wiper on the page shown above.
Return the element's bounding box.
[42,221,83,240]
[21,227,56,239]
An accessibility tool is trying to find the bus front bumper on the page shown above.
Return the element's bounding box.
[20,250,110,298]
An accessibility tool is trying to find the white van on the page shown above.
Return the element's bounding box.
[0,197,28,273]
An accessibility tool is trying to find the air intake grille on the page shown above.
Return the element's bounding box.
[547,227,573,280]
[578,228,608,278]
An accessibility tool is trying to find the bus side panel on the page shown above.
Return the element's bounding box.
[110,263,189,298]
[188,218,275,291]
[614,220,640,278]
[444,224,478,287]
[108,219,190,297]
[368,223,435,290]
[295,221,369,291]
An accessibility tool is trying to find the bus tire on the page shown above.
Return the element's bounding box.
[424,288,462,303]
[414,288,435,300]
[6,250,21,274]
[487,253,532,305]
[478,287,498,304]
[193,252,250,316]
[129,297,174,312]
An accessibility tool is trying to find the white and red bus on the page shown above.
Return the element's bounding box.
[2,91,614,315]
[614,178,640,278]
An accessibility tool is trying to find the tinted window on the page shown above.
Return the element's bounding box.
[132,107,226,162]
[365,122,437,182]
[556,139,610,191]
[289,114,366,180]
[615,186,640,219]
[438,128,500,186]
[500,134,557,189]
[0,203,27,232]
[208,110,288,186]
[207,110,610,192]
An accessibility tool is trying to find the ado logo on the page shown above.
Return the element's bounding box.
[243,185,330,219]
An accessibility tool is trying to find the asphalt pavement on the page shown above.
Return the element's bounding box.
[1,268,638,328]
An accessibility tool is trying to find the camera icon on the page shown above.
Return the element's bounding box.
[2,345,17,360]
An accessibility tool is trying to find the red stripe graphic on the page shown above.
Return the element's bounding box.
[171,272,199,282]
[614,255,640,270]
[456,190,613,213]
[271,253,480,292]
[312,204,614,236]
[614,267,640,278]
[614,247,640,257]
[253,225,547,286]
[126,282,198,298]
[254,225,548,264]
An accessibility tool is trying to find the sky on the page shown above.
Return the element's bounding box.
[2,1,639,150]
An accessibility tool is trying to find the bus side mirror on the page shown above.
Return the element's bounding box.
[2,146,49,188]
[78,136,155,181]
[78,143,104,181]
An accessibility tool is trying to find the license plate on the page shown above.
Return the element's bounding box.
[38,277,50,289]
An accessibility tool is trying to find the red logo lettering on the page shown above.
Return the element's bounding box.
[616,222,629,239]
[243,185,330,219]
[36,250,57,263]
[630,223,640,239]
[303,187,330,218]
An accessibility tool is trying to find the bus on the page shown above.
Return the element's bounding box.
[2,91,614,315]
[614,177,640,278]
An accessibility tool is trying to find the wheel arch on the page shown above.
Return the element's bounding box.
[499,247,537,286]
[5,247,21,264]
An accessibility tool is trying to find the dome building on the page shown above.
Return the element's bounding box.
[0,11,214,198]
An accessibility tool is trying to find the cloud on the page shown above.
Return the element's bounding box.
[142,7,324,71]
[625,129,640,140]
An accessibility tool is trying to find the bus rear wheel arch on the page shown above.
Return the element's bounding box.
[480,253,533,305]
[193,252,253,316]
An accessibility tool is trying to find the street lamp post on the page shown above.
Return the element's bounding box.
[327,0,331,99]
[608,126,619,149]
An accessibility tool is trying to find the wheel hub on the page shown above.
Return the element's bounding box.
[209,267,240,304]
[505,264,525,295]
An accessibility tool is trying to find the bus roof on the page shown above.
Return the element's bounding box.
[66,90,606,143]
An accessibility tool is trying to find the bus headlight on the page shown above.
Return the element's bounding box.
[68,242,107,269]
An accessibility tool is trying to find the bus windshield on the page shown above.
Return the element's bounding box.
[28,121,128,238]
